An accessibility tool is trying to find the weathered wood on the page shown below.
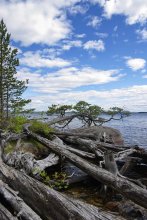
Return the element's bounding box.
[48,114,77,126]
[0,203,18,220]
[24,125,147,209]
[52,131,96,139]
[63,136,127,153]
[0,180,42,220]
[0,134,125,220]
[52,136,95,159]
[115,148,136,159]
[4,151,59,175]
[0,158,122,220]
[120,157,140,175]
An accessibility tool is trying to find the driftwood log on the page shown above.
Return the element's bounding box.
[23,125,147,210]
[4,150,59,175]
[0,147,123,220]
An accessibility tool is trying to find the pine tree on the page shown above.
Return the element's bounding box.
[0,19,32,125]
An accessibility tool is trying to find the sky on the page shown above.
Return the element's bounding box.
[0,0,147,112]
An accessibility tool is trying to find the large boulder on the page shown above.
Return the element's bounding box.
[70,126,124,145]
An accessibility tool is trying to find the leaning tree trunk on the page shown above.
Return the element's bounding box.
[24,125,147,209]
[0,139,123,220]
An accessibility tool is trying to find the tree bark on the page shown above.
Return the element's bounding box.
[4,151,59,175]
[24,125,147,209]
[0,133,125,220]
[0,203,18,220]
[0,154,122,220]
[0,180,42,220]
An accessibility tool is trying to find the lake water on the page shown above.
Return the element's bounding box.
[32,112,147,148]
[106,113,147,148]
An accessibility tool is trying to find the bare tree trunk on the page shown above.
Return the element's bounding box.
[0,136,124,220]
[0,180,42,220]
[24,125,147,209]
[0,203,18,220]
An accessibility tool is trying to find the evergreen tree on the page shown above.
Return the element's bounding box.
[0,19,32,124]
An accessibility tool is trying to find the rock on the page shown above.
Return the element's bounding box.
[70,126,124,145]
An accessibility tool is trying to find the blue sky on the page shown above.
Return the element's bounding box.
[0,0,147,111]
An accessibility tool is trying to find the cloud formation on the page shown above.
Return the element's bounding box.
[27,85,147,111]
[136,28,147,41]
[126,58,146,71]
[17,67,123,93]
[0,0,80,46]
[94,0,147,25]
[87,16,102,28]
[20,51,72,68]
[83,40,105,51]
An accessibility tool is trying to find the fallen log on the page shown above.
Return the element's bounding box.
[63,136,127,152]
[24,125,147,209]
[0,151,122,220]
[0,203,18,220]
[52,136,95,159]
[4,150,59,175]
[0,180,42,220]
[52,131,96,139]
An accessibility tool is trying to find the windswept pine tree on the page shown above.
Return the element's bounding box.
[0,19,31,125]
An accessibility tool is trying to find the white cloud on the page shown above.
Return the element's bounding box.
[62,40,82,50]
[26,85,147,111]
[0,0,81,46]
[17,67,123,94]
[68,4,89,14]
[87,16,102,28]
[20,51,72,68]
[83,40,105,51]
[93,0,147,25]
[75,33,86,38]
[126,58,146,71]
[136,28,147,41]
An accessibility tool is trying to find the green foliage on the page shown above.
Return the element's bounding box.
[0,19,32,123]
[73,101,90,113]
[74,101,103,119]
[73,101,103,126]
[51,172,69,190]
[47,104,72,117]
[38,170,69,190]
[8,116,28,133]
[4,142,15,154]
[47,100,130,127]
[30,120,54,137]
[106,107,130,118]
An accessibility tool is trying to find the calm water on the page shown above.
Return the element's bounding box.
[106,113,147,148]
[65,113,147,148]
[31,112,147,148]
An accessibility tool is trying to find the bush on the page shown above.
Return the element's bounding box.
[4,142,15,154]
[8,116,28,133]
[30,120,54,137]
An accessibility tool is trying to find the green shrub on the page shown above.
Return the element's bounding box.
[30,120,54,137]
[38,170,69,190]
[4,142,15,154]
[8,116,28,133]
